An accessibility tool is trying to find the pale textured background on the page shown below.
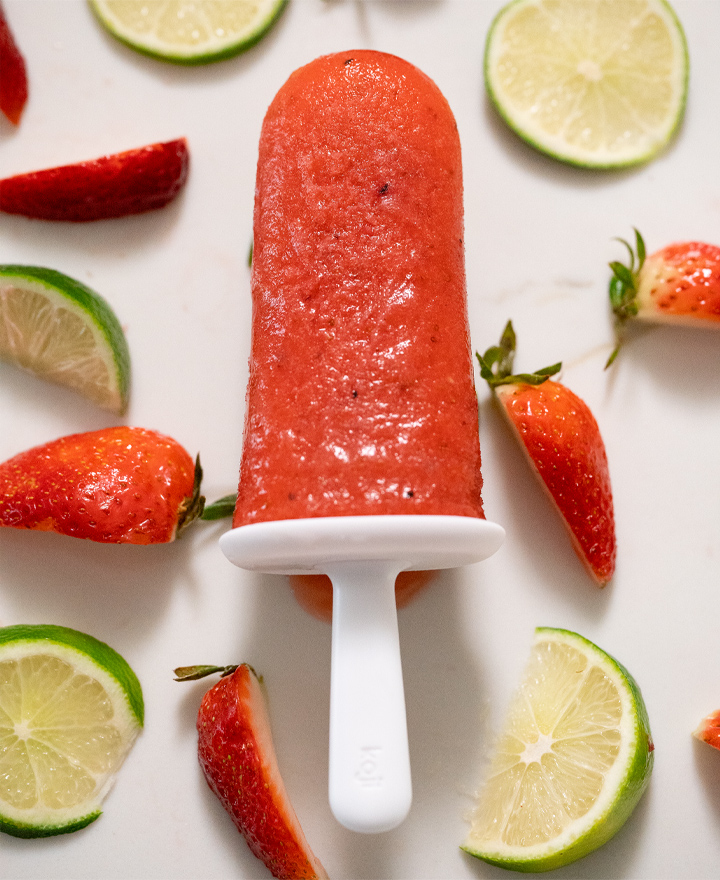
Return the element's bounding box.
[1,2,718,878]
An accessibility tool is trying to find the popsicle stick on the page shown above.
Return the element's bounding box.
[326,560,411,834]
[219,515,505,834]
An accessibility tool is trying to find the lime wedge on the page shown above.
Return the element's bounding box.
[0,624,143,838]
[484,0,688,168]
[0,265,130,414]
[89,0,289,64]
[463,627,654,871]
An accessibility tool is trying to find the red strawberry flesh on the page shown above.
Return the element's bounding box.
[0,3,27,125]
[638,242,720,322]
[496,380,616,585]
[0,425,200,544]
[694,709,720,751]
[0,138,189,221]
[197,665,328,879]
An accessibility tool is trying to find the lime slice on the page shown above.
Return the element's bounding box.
[89,0,289,64]
[462,627,654,871]
[0,624,143,838]
[484,0,689,168]
[0,265,131,414]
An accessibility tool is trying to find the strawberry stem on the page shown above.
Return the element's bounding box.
[200,492,236,521]
[476,320,561,388]
[173,664,239,681]
[606,228,646,368]
[176,455,205,537]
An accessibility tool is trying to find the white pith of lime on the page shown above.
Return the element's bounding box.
[0,624,143,838]
[462,627,653,871]
[0,265,130,414]
[89,0,289,64]
[484,0,688,168]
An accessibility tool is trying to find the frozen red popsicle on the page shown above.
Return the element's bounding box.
[233,49,484,530]
[223,51,503,833]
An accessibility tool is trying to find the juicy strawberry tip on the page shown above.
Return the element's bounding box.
[0,4,28,126]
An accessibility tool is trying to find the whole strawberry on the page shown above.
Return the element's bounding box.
[178,663,328,880]
[478,322,616,586]
[0,138,189,221]
[608,228,720,364]
[0,2,28,125]
[0,426,203,544]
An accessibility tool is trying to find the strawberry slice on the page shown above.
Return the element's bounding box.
[608,228,720,364]
[0,426,204,544]
[0,138,189,221]
[0,2,28,125]
[694,710,720,751]
[478,321,616,586]
[178,663,328,880]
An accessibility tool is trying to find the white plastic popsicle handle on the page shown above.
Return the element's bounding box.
[219,516,505,834]
[326,560,411,834]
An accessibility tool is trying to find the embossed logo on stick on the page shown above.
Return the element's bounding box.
[355,746,383,788]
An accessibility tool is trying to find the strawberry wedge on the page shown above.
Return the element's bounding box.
[0,426,203,544]
[478,321,616,586]
[0,138,189,221]
[608,229,720,364]
[185,664,328,880]
[0,2,28,125]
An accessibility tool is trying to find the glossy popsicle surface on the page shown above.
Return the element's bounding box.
[233,50,484,527]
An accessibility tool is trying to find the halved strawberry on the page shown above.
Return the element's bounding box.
[608,228,720,364]
[0,426,203,544]
[0,138,189,221]
[694,710,720,751]
[0,2,28,125]
[177,663,328,880]
[478,321,616,586]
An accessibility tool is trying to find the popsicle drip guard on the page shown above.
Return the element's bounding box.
[220,514,504,833]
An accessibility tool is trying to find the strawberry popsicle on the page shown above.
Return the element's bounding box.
[233,50,484,528]
[221,50,503,834]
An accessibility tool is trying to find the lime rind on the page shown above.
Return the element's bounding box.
[0,808,101,840]
[0,624,144,725]
[462,626,653,872]
[88,0,289,65]
[0,264,131,413]
[484,0,689,169]
[0,624,143,839]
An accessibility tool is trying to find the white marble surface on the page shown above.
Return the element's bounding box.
[1,2,719,878]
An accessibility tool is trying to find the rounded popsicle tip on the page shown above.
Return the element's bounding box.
[330,783,412,835]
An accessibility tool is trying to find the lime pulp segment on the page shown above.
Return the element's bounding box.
[89,0,289,64]
[0,624,143,838]
[463,627,653,871]
[484,0,689,168]
[0,265,130,414]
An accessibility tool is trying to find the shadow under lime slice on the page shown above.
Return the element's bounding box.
[0,265,130,413]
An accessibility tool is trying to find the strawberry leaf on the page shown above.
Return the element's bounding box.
[634,227,646,267]
[173,664,239,681]
[607,228,647,367]
[176,455,205,537]
[477,320,561,388]
[200,493,236,520]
